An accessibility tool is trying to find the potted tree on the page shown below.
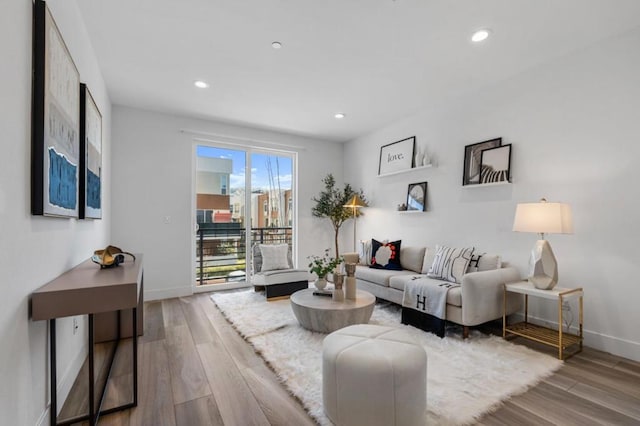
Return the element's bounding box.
[311,174,366,258]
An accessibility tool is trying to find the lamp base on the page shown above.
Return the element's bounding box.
[528,239,558,290]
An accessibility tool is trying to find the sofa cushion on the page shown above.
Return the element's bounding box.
[427,246,474,284]
[400,247,426,273]
[370,239,402,270]
[388,275,462,306]
[388,274,424,291]
[467,253,502,272]
[420,247,436,274]
[355,266,415,287]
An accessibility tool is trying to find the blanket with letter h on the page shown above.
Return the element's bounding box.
[401,277,459,337]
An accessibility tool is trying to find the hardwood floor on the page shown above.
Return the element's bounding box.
[62,293,640,425]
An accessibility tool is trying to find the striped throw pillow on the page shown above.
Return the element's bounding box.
[427,246,475,284]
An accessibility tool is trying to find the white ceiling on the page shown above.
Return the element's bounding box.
[76,0,640,142]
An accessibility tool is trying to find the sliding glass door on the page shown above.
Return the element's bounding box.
[194,144,295,290]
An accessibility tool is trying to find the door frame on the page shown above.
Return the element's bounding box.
[191,139,298,293]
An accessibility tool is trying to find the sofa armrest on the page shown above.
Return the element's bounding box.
[342,252,360,264]
[460,267,522,325]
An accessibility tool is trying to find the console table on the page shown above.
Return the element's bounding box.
[31,255,144,426]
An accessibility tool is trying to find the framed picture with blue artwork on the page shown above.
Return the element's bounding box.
[79,84,102,219]
[32,0,81,217]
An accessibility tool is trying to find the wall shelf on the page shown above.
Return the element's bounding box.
[397,210,427,214]
[461,181,512,189]
[378,163,433,178]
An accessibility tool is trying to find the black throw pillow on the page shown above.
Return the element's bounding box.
[370,239,402,270]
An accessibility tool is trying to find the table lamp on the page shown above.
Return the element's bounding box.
[512,198,573,290]
[344,194,367,251]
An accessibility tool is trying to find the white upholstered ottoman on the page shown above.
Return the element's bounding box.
[322,324,427,426]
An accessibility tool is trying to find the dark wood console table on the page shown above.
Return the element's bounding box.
[31,255,143,426]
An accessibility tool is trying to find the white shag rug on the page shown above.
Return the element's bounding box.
[210,290,562,425]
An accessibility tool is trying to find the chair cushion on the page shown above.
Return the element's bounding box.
[252,269,309,286]
[260,244,290,271]
[253,243,293,272]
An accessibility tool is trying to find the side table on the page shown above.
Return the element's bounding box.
[503,281,583,360]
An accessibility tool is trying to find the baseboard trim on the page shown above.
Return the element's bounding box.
[144,286,193,301]
[512,313,640,362]
[194,281,251,293]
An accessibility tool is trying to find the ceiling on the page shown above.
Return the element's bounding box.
[76,0,640,142]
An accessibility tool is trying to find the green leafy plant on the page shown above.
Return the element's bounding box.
[307,249,343,278]
[311,174,366,257]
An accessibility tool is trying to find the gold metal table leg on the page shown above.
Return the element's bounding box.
[558,295,563,360]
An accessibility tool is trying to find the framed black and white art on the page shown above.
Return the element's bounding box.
[32,0,81,217]
[378,136,415,176]
[79,84,102,219]
[479,144,512,184]
[462,137,501,186]
[406,182,427,212]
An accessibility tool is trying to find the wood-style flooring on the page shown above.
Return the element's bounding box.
[61,293,640,425]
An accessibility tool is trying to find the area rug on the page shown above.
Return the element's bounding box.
[210,290,562,425]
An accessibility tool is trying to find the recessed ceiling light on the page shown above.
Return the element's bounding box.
[194,80,209,89]
[471,29,491,43]
[334,113,346,119]
[272,41,282,49]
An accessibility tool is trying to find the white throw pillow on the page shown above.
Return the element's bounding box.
[259,244,290,272]
[420,247,436,274]
[467,253,502,273]
[427,245,475,284]
[358,240,372,266]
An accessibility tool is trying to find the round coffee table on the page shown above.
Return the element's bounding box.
[290,288,376,333]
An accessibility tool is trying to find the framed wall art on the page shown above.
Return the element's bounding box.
[406,182,427,211]
[378,136,415,176]
[479,144,512,184]
[462,137,501,186]
[79,84,102,219]
[32,0,81,217]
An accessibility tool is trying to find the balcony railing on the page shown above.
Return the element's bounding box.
[195,224,292,285]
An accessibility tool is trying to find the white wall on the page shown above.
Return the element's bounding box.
[0,1,111,424]
[344,28,640,361]
[111,106,344,300]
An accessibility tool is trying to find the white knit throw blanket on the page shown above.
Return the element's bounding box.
[402,277,459,319]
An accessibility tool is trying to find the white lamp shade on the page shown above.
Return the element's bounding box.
[512,202,573,235]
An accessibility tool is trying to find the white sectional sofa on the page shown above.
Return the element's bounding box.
[343,245,523,337]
